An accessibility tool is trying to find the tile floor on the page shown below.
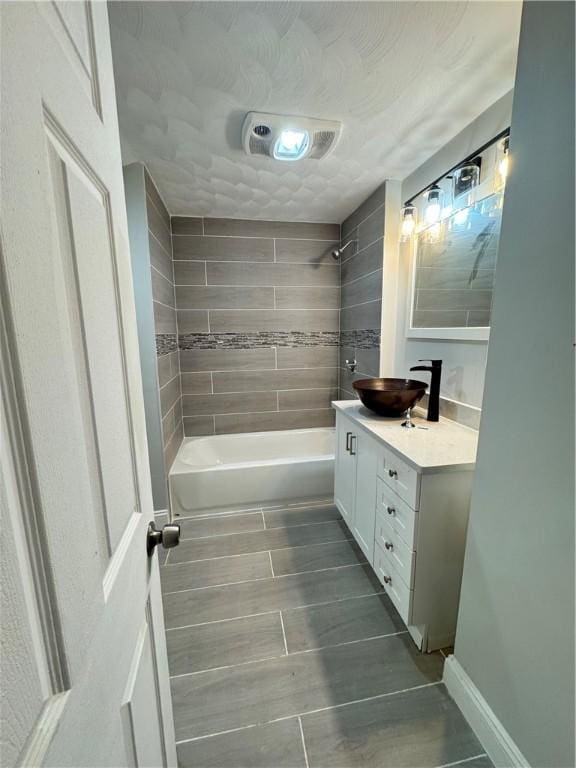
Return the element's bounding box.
[160,502,491,768]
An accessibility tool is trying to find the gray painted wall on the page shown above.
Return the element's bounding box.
[171,217,340,435]
[453,3,575,766]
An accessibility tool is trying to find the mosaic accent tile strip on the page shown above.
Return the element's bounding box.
[178,331,341,350]
[156,333,178,356]
[340,329,381,349]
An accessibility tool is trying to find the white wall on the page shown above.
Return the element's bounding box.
[452,2,575,766]
[386,92,514,418]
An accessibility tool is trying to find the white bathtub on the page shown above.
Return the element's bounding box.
[169,428,335,517]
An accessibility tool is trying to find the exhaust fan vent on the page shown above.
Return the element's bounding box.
[242,112,341,162]
[309,130,337,159]
[249,136,270,156]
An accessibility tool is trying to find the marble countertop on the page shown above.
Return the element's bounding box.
[332,400,478,473]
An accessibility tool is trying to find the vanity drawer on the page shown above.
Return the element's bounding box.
[374,542,412,624]
[377,448,420,509]
[376,477,418,549]
[375,511,416,588]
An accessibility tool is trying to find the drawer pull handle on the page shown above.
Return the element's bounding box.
[386,506,395,516]
[384,541,393,551]
[383,575,392,585]
[345,431,352,452]
[349,435,357,456]
[388,469,398,479]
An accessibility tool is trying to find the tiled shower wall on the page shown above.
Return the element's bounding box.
[170,217,340,435]
[339,182,386,398]
[145,172,184,468]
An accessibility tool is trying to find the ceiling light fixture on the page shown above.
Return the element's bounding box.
[273,129,310,161]
[242,112,341,162]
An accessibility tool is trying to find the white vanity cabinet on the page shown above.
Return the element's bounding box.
[333,402,478,652]
[334,420,379,562]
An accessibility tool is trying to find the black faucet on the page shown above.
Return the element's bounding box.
[409,359,442,422]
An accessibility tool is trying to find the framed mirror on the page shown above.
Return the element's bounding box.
[405,134,508,341]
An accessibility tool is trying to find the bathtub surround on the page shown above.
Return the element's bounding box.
[148,175,184,473]
[123,164,183,509]
[171,216,340,436]
[338,182,388,398]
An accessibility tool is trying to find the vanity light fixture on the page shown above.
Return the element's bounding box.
[498,136,510,184]
[400,203,417,242]
[452,158,481,199]
[423,184,443,225]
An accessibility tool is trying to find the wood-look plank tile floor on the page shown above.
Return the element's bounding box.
[160,502,491,768]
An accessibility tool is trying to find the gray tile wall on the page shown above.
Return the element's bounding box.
[171,217,340,436]
[145,171,184,468]
[339,183,387,398]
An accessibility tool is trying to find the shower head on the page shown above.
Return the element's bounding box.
[331,240,356,260]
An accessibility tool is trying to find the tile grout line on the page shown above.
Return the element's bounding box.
[342,200,385,237]
[298,716,310,768]
[172,517,345,544]
[168,630,410,680]
[268,550,275,577]
[164,590,385,632]
[148,229,172,261]
[278,610,289,656]
[172,498,335,522]
[174,681,443,746]
[438,755,489,768]
[261,509,266,529]
[174,514,347,541]
[176,518,346,543]
[162,562,367,596]
[167,536,357,566]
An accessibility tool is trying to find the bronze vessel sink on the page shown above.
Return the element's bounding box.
[353,378,428,417]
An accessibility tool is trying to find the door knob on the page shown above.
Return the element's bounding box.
[147,521,181,557]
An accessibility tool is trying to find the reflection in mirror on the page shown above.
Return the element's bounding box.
[405,133,509,339]
[413,192,502,329]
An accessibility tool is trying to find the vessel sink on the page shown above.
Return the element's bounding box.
[353,378,428,417]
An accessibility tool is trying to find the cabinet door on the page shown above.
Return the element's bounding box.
[334,415,356,525]
[352,431,378,563]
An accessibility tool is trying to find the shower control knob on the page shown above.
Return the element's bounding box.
[147,521,181,557]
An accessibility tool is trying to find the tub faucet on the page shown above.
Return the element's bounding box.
[409,359,442,422]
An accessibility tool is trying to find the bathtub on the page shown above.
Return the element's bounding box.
[169,428,335,517]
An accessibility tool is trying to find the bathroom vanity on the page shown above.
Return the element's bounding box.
[333,400,478,652]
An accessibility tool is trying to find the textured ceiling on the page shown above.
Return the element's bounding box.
[109,1,521,223]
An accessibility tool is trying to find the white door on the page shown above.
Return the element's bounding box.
[352,432,378,564]
[0,3,176,766]
[334,414,356,524]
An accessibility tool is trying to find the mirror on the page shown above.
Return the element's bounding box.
[405,134,508,341]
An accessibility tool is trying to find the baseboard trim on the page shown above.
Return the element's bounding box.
[443,656,530,768]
